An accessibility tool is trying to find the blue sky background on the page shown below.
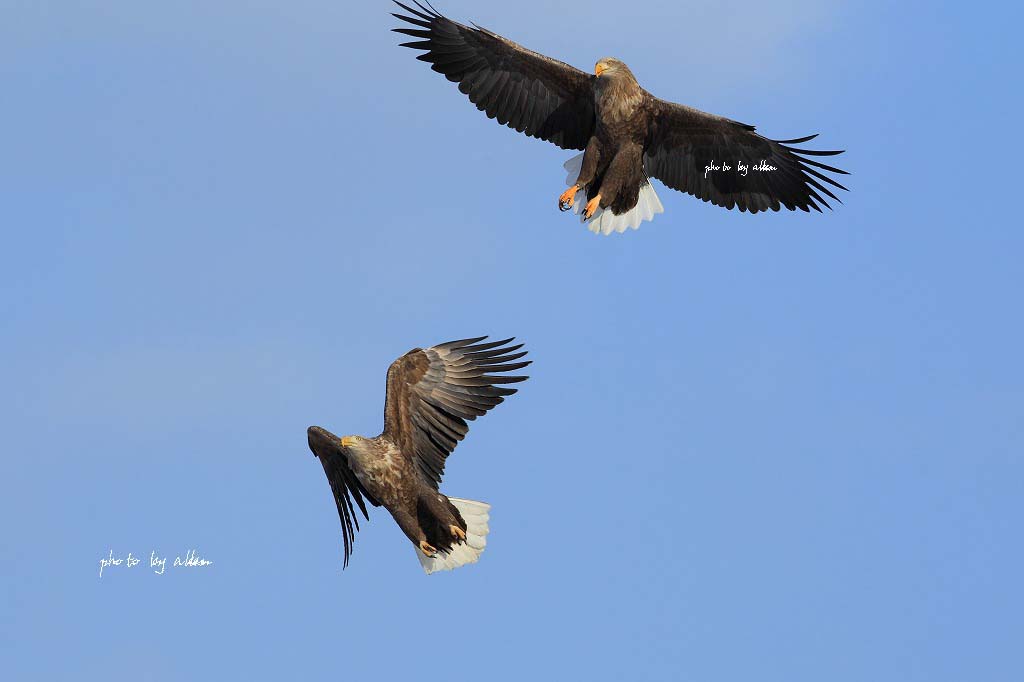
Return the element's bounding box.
[2,1,1022,679]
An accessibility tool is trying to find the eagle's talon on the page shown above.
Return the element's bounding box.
[583,194,602,220]
[450,524,467,541]
[419,540,438,557]
[559,185,579,212]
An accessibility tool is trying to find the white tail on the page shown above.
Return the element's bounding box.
[415,497,491,575]
[563,152,664,235]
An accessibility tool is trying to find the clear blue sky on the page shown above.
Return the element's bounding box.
[2,1,1021,679]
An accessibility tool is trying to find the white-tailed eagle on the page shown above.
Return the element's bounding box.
[393,1,849,235]
[306,336,529,574]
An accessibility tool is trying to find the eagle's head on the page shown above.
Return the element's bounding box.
[307,426,374,460]
[595,58,633,80]
[339,435,371,452]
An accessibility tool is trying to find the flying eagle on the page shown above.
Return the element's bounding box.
[306,336,529,573]
[393,1,849,235]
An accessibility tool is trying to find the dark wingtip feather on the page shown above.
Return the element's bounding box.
[482,360,533,373]
[420,0,444,16]
[437,335,489,350]
[413,0,442,18]
[488,374,530,384]
[398,40,432,50]
[393,26,432,37]
[806,188,829,211]
[799,156,851,176]
[803,174,841,203]
[789,148,845,157]
[776,133,818,144]
[801,164,849,193]
[392,14,433,30]
[462,337,516,353]
[393,0,434,21]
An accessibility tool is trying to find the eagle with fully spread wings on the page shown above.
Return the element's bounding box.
[306,336,529,573]
[393,1,849,235]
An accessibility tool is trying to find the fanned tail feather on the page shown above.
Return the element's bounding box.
[562,153,664,235]
[415,497,490,574]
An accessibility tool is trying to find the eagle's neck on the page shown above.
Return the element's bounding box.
[595,75,644,123]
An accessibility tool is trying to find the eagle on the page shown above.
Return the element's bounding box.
[393,1,849,235]
[306,336,529,573]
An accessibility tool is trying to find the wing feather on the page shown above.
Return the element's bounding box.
[644,98,849,213]
[311,443,376,568]
[382,336,530,488]
[393,2,595,150]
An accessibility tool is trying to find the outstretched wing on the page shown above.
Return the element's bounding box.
[644,98,849,213]
[310,439,376,568]
[392,1,596,150]
[383,336,530,488]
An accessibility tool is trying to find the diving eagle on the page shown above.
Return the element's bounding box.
[306,336,529,573]
[393,1,849,235]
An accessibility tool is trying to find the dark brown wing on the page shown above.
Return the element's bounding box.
[392,1,595,150]
[382,336,530,488]
[643,98,849,213]
[309,436,376,568]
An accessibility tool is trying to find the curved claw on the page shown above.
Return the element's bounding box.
[418,540,437,557]
[559,185,580,212]
[583,194,602,221]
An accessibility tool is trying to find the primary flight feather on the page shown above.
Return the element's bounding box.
[393,1,849,235]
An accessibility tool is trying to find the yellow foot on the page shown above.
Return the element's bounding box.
[583,194,602,220]
[559,185,580,212]
[418,540,437,557]
[450,524,467,541]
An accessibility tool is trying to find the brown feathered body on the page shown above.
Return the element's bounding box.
[393,1,849,232]
[306,336,529,573]
[580,62,654,215]
[309,427,469,555]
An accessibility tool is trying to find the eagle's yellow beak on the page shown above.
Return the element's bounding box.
[595,62,607,77]
[341,436,356,448]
